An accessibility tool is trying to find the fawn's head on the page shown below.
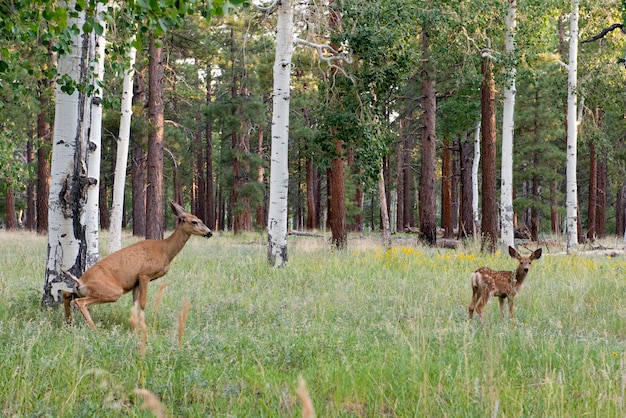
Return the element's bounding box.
[170,201,213,238]
[508,246,542,274]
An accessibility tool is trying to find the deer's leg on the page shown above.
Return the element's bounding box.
[469,286,480,319]
[476,289,491,319]
[62,291,74,325]
[499,297,506,318]
[508,298,515,319]
[136,275,151,311]
[73,281,125,329]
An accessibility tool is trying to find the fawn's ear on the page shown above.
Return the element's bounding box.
[508,246,519,259]
[531,248,542,260]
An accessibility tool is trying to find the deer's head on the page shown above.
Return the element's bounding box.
[170,201,213,238]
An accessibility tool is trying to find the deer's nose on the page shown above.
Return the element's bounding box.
[524,267,529,273]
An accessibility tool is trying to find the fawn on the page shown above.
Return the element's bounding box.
[468,246,542,320]
[63,201,212,329]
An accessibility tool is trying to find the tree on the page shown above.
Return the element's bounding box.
[566,0,580,253]
[267,0,293,267]
[500,0,517,248]
[481,55,498,252]
[109,38,137,253]
[42,0,102,305]
[419,20,438,246]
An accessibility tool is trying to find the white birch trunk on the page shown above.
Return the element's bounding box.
[267,0,293,267]
[43,1,100,304]
[500,0,516,248]
[566,0,579,253]
[109,38,137,253]
[85,2,107,265]
[472,121,481,233]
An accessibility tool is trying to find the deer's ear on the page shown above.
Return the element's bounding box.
[532,248,542,260]
[508,246,519,259]
[170,200,187,216]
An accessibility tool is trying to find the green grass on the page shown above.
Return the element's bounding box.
[2,231,626,416]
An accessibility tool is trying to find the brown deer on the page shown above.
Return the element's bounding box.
[468,246,542,320]
[63,201,212,329]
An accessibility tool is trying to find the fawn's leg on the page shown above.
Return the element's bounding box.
[499,297,506,318]
[508,298,515,319]
[476,289,492,319]
[469,286,480,319]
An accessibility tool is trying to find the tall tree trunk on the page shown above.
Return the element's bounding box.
[146,35,164,240]
[256,125,266,228]
[451,136,460,232]
[306,158,317,230]
[566,0,580,253]
[472,122,481,234]
[328,0,347,250]
[378,166,391,248]
[395,134,404,231]
[587,140,597,241]
[616,182,626,238]
[267,0,293,266]
[442,136,453,238]
[419,25,437,246]
[531,173,539,241]
[403,128,414,229]
[550,178,560,234]
[500,0,517,247]
[109,40,136,252]
[481,57,498,252]
[596,157,607,238]
[26,137,36,230]
[43,0,99,305]
[5,186,17,230]
[459,136,474,239]
[205,73,215,231]
[194,65,206,223]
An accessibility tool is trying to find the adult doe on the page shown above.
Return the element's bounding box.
[63,201,212,329]
[468,246,542,320]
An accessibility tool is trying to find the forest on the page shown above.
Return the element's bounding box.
[1,0,626,255]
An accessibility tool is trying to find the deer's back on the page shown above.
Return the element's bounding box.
[82,240,170,291]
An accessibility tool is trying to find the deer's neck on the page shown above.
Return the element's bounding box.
[513,267,528,288]
[162,225,191,261]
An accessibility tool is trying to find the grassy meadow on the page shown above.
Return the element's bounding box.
[2,230,626,416]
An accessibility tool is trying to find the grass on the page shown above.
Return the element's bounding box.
[2,230,626,416]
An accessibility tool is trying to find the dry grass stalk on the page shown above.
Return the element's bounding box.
[133,388,170,418]
[154,281,170,318]
[131,301,148,357]
[298,376,316,418]
[178,299,191,349]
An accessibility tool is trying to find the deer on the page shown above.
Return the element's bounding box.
[62,201,212,329]
[468,246,542,320]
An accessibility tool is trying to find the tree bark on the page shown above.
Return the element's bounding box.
[108,40,136,252]
[459,136,474,239]
[500,0,517,248]
[43,0,99,305]
[5,186,17,230]
[587,140,597,241]
[442,136,453,238]
[26,137,36,230]
[205,73,215,231]
[596,156,607,238]
[267,0,293,266]
[481,57,498,252]
[419,25,437,246]
[146,35,165,240]
[566,0,580,253]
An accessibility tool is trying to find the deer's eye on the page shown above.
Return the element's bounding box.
[191,221,198,225]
